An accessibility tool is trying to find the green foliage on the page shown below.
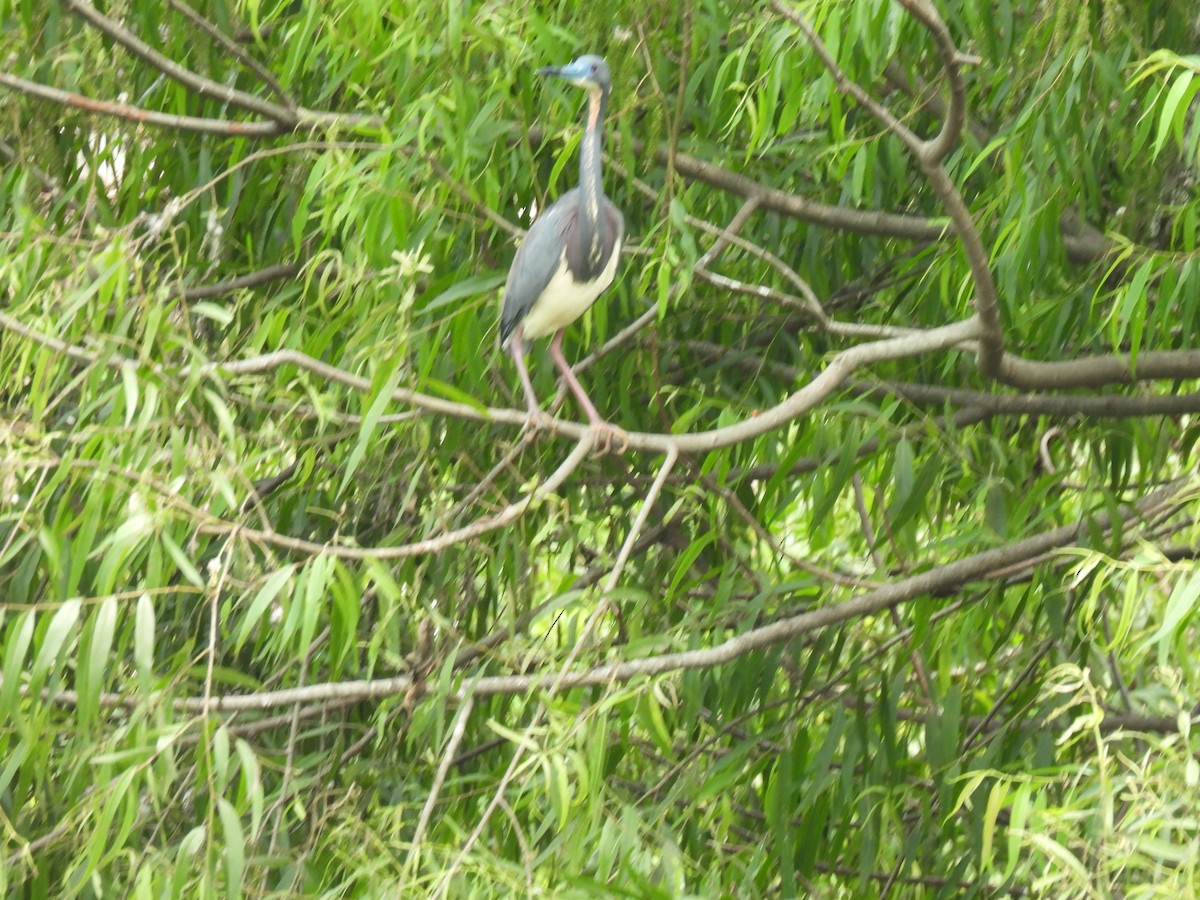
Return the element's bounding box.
[1,0,1198,896]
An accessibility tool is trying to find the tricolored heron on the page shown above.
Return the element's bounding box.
[499,54,624,443]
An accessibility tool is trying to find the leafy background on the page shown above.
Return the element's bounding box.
[1,0,1198,895]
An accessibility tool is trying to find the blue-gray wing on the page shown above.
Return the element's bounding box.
[499,189,580,346]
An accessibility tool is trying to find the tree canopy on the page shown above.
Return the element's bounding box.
[1,0,1198,895]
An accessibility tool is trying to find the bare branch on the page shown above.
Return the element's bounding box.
[6,305,1198,478]
[0,72,284,136]
[861,378,1200,418]
[894,0,973,163]
[997,348,1200,390]
[667,144,946,241]
[604,444,679,592]
[180,262,305,301]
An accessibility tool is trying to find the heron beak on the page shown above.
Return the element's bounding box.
[538,60,590,83]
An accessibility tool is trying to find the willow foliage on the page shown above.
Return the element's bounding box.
[1,0,1198,896]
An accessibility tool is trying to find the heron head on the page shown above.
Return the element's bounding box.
[538,55,611,94]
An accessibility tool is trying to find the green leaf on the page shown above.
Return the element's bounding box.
[217,797,246,894]
[1155,70,1197,158]
[32,599,82,686]
[1,612,36,715]
[82,595,118,719]
[235,565,296,652]
[135,592,156,681]
[120,362,139,428]
[1140,570,1200,653]
[420,273,506,317]
[236,739,265,841]
[338,355,407,496]
[162,532,205,588]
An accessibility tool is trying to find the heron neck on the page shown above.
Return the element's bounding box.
[579,88,607,237]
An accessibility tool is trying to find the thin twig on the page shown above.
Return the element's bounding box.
[432,592,618,897]
[605,445,680,592]
[407,693,475,868]
[181,262,305,301]
[202,541,231,715]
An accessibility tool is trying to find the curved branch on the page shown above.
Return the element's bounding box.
[773,1,1006,378]
[202,433,597,559]
[896,0,974,164]
[12,301,1199,478]
[527,124,947,242]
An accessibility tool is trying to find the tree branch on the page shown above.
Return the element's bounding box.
[48,477,1186,713]
[0,72,284,136]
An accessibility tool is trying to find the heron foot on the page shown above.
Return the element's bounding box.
[588,421,629,456]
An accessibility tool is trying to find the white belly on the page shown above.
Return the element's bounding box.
[521,242,622,340]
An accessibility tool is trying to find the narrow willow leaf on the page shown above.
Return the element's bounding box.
[892,438,915,510]
[0,739,30,799]
[213,725,231,793]
[982,781,1006,870]
[300,554,331,656]
[767,755,796,896]
[1154,70,1196,157]
[1140,570,1200,653]
[550,755,571,833]
[217,798,246,893]
[1,612,35,714]
[191,302,235,325]
[202,388,238,446]
[235,565,296,652]
[236,739,265,840]
[135,592,155,678]
[420,273,505,316]
[161,532,205,589]
[120,361,139,428]
[1023,831,1090,882]
[90,768,139,871]
[82,596,118,720]
[486,718,541,752]
[418,376,490,410]
[338,357,406,496]
[32,599,82,685]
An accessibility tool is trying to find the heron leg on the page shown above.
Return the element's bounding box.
[548,330,603,424]
[549,331,628,454]
[508,328,544,418]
